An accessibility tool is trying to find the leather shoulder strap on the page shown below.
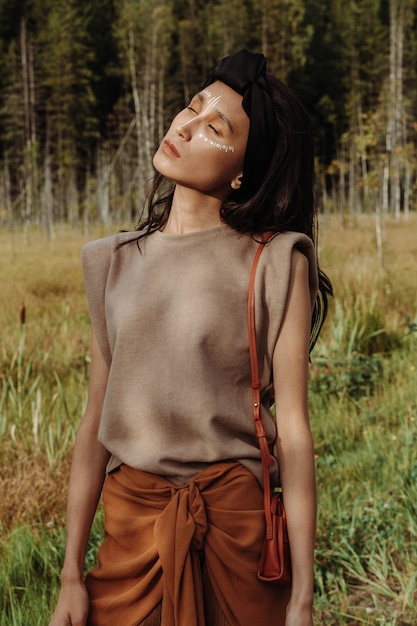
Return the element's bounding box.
[248,233,275,539]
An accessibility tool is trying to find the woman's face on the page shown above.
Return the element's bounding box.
[153,81,249,200]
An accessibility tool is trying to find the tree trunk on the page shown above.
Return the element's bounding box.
[356,100,371,212]
[375,202,383,268]
[338,153,346,220]
[41,140,54,239]
[3,162,13,226]
[20,18,33,229]
[97,147,111,226]
[348,140,357,213]
[158,66,165,143]
[66,168,79,227]
[382,155,389,217]
[128,29,145,213]
[403,159,411,220]
[388,0,405,220]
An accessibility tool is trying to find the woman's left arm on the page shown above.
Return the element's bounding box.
[273,248,316,626]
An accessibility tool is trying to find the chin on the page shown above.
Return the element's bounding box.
[153,152,176,180]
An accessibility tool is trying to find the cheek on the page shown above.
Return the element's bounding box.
[198,152,244,188]
[195,134,247,179]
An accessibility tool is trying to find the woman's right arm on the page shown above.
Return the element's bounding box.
[49,329,111,626]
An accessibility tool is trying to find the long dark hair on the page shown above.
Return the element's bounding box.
[122,75,332,350]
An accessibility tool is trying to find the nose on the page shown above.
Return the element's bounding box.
[176,117,195,141]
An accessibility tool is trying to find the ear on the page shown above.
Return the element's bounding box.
[231,173,243,190]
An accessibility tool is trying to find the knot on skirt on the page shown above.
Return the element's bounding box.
[153,479,210,624]
[155,481,208,554]
[180,481,208,551]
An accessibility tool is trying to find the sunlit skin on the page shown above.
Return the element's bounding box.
[153,81,249,210]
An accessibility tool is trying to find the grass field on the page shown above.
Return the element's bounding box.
[0,216,416,625]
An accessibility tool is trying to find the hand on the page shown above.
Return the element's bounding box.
[48,580,89,626]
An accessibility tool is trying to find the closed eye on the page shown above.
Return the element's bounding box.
[187,106,198,113]
[209,124,220,135]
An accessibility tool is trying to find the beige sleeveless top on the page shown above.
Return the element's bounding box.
[81,224,318,485]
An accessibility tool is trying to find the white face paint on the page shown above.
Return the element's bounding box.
[204,94,222,110]
[199,91,236,152]
[177,89,237,153]
[197,133,235,153]
[153,81,249,197]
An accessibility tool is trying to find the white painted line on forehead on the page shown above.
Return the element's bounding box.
[206,95,222,110]
[199,90,222,111]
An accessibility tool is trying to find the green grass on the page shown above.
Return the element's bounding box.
[0,513,105,626]
[312,341,417,624]
[1,217,416,624]
[308,215,417,624]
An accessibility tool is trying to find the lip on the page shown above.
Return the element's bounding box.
[162,139,180,158]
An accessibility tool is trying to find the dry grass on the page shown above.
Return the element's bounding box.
[0,449,71,529]
[1,224,115,532]
[1,216,416,533]
[318,214,417,327]
[0,215,416,625]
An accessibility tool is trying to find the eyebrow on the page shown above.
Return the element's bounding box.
[196,93,234,133]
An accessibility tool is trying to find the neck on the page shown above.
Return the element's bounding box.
[162,185,223,234]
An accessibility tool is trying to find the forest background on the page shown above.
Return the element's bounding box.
[1,0,417,625]
[0,0,417,230]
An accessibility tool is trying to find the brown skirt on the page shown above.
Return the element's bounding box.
[138,568,231,626]
[85,462,290,626]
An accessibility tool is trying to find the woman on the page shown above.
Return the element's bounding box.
[49,50,331,626]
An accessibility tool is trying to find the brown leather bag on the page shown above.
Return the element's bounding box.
[247,235,292,586]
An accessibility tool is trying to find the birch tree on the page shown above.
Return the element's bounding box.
[255,0,313,80]
[20,17,38,228]
[114,0,174,219]
[40,0,97,222]
[0,0,416,228]
[383,0,415,220]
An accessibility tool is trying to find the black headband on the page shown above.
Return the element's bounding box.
[202,49,278,200]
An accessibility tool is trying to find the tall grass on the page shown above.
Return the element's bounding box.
[0,514,104,626]
[0,217,416,624]
[312,339,417,625]
[309,215,417,624]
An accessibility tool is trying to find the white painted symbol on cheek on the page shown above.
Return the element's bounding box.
[198,133,235,153]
